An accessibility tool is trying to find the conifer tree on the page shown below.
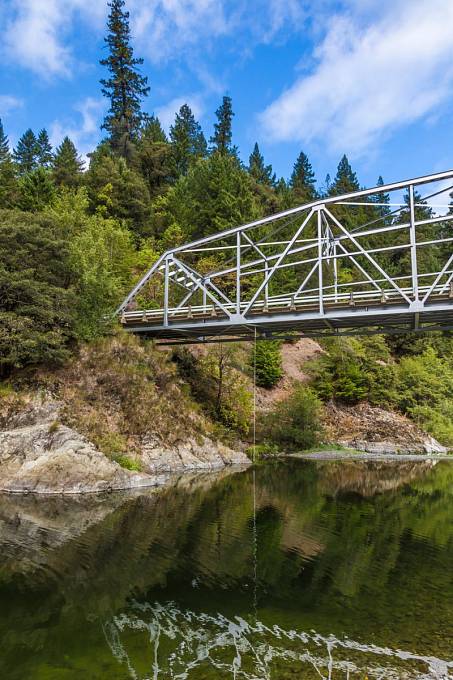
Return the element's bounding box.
[13,129,39,174]
[210,96,236,155]
[329,154,360,196]
[19,168,55,212]
[0,119,19,208]
[170,104,207,176]
[100,0,150,156]
[248,143,274,185]
[140,115,167,143]
[371,176,391,221]
[52,137,85,187]
[0,118,11,163]
[36,129,53,167]
[290,151,316,202]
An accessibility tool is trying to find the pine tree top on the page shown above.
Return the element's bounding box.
[330,154,360,195]
[170,104,207,175]
[290,151,316,190]
[37,129,53,167]
[0,118,11,163]
[210,95,235,155]
[248,142,274,185]
[100,0,150,152]
[13,129,39,174]
[140,115,167,143]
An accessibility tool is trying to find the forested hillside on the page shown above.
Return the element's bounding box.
[0,0,452,453]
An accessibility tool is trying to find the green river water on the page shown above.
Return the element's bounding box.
[0,458,452,679]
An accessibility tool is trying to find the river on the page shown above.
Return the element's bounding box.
[0,458,451,679]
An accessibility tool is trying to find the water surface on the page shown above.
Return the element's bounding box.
[0,459,452,679]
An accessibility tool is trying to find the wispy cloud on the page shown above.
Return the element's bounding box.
[4,0,105,78]
[50,97,105,162]
[3,0,311,78]
[130,0,228,63]
[0,95,23,117]
[259,0,453,156]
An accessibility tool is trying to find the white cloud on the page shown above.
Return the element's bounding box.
[130,0,227,62]
[50,97,105,163]
[0,95,23,117]
[3,0,311,79]
[259,0,453,156]
[155,96,204,132]
[4,0,105,78]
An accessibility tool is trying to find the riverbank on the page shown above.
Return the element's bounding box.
[291,450,453,461]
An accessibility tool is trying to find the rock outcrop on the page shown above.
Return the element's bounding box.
[0,397,249,495]
[323,401,447,455]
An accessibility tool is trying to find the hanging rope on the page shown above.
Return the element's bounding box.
[252,326,258,621]
[253,326,257,463]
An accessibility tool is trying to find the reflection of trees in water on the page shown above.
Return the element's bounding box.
[104,601,452,680]
[0,461,451,677]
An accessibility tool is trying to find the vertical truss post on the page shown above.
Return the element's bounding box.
[409,185,419,301]
[264,259,269,308]
[317,207,324,315]
[164,255,170,326]
[202,286,207,312]
[236,231,241,313]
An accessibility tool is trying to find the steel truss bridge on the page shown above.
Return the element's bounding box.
[118,170,453,344]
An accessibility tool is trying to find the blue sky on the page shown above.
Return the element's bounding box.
[1,0,453,196]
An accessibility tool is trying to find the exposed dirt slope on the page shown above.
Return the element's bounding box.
[256,338,322,410]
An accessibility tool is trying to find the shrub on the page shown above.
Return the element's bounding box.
[266,384,323,450]
[252,340,283,388]
[310,336,398,405]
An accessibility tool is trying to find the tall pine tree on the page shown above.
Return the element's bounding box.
[170,104,207,176]
[100,0,150,157]
[290,151,317,203]
[13,129,39,174]
[52,137,85,187]
[248,143,274,185]
[210,95,236,155]
[36,129,53,167]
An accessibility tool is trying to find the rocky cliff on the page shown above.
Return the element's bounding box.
[0,396,248,494]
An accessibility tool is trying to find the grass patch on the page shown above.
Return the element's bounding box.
[113,454,142,472]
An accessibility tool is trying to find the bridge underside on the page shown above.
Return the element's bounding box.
[122,299,453,344]
[118,170,453,344]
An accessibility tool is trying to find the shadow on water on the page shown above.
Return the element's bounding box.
[0,460,451,678]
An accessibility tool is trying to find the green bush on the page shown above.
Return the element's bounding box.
[252,340,283,388]
[266,384,323,450]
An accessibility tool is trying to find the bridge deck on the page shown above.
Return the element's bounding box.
[121,290,453,342]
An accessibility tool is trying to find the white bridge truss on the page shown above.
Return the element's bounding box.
[118,170,453,344]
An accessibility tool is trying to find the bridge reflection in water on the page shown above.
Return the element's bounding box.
[118,170,453,343]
